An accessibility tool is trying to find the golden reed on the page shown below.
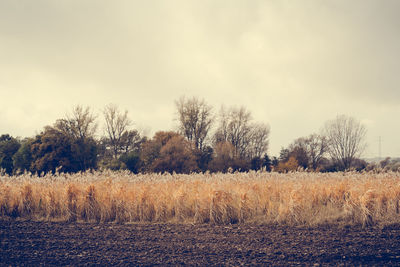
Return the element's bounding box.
[1,170,400,226]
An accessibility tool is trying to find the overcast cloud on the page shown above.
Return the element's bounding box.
[1,0,399,158]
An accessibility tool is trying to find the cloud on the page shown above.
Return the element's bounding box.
[0,0,399,156]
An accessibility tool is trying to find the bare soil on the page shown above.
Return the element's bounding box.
[1,220,400,266]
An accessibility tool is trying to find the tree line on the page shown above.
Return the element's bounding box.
[0,97,373,175]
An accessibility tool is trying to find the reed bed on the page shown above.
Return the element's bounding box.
[1,171,400,226]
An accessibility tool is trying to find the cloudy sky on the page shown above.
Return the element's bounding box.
[1,0,399,158]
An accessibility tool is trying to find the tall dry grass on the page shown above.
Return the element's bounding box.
[1,170,400,226]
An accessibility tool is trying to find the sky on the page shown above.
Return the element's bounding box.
[1,0,399,158]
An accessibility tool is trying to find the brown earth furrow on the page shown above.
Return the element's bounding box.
[1,221,400,266]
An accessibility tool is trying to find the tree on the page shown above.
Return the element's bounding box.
[55,105,98,171]
[323,115,367,170]
[277,145,308,170]
[152,131,181,146]
[13,138,34,172]
[276,156,299,173]
[212,106,270,171]
[380,157,391,168]
[175,96,213,150]
[103,104,132,159]
[352,158,368,171]
[209,141,236,172]
[247,122,270,159]
[139,131,181,172]
[289,146,309,169]
[100,129,145,171]
[119,151,141,173]
[214,106,252,159]
[279,148,290,162]
[139,131,198,173]
[30,126,75,174]
[71,137,98,171]
[30,117,98,174]
[284,134,328,171]
[213,106,230,144]
[140,139,162,172]
[120,129,144,154]
[152,135,198,174]
[263,154,272,172]
[250,156,263,171]
[304,134,328,170]
[0,134,21,174]
[193,145,213,172]
[56,105,98,141]
[271,156,279,169]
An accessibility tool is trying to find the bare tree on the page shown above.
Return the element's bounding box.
[103,104,132,158]
[248,122,270,159]
[289,134,328,170]
[306,134,328,170]
[175,96,213,150]
[323,115,367,170]
[56,105,98,140]
[213,105,230,144]
[214,106,252,159]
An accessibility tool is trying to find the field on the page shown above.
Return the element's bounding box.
[2,171,400,265]
[1,171,400,226]
[2,220,400,265]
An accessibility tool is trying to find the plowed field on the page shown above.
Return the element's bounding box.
[1,220,400,266]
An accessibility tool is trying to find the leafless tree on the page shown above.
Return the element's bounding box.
[306,134,328,170]
[289,134,328,170]
[248,122,270,159]
[56,105,98,140]
[175,96,213,150]
[213,106,230,144]
[214,106,252,159]
[323,115,367,170]
[103,104,132,158]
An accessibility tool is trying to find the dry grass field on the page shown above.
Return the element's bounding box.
[1,170,400,226]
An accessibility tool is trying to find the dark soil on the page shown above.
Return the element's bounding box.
[1,220,400,266]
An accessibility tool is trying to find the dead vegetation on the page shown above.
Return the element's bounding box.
[1,171,400,226]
